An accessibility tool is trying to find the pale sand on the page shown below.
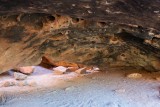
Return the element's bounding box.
[0,67,160,107]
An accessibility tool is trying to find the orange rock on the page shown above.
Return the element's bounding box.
[41,56,79,67]
[54,61,79,68]
[67,67,79,72]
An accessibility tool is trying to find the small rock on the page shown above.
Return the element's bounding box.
[114,89,125,93]
[28,81,37,87]
[14,72,27,80]
[65,86,75,91]
[15,66,35,74]
[93,66,100,71]
[16,81,36,87]
[154,11,159,13]
[2,81,10,87]
[75,67,87,74]
[53,70,64,75]
[1,81,15,87]
[92,77,97,80]
[72,4,76,6]
[18,81,26,86]
[127,73,142,79]
[106,102,119,107]
[53,66,71,75]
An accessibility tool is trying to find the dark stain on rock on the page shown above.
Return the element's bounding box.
[1,26,25,42]
[38,40,54,52]
[117,31,160,58]
[24,33,37,43]
[20,13,51,29]
[24,38,41,49]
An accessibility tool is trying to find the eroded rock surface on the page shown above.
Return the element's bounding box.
[14,72,27,80]
[0,0,160,73]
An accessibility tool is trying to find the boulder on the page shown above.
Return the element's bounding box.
[75,68,87,74]
[53,66,71,75]
[15,66,35,74]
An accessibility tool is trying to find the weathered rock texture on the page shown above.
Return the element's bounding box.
[0,0,160,73]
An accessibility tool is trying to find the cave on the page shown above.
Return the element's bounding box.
[0,0,160,107]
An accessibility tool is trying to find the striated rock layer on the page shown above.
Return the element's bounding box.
[0,0,160,73]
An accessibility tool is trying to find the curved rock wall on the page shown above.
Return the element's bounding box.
[0,0,160,73]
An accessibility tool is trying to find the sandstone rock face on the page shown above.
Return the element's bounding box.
[0,0,160,73]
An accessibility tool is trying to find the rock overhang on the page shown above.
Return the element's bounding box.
[0,0,160,73]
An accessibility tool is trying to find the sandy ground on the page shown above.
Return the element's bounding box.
[0,67,160,107]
